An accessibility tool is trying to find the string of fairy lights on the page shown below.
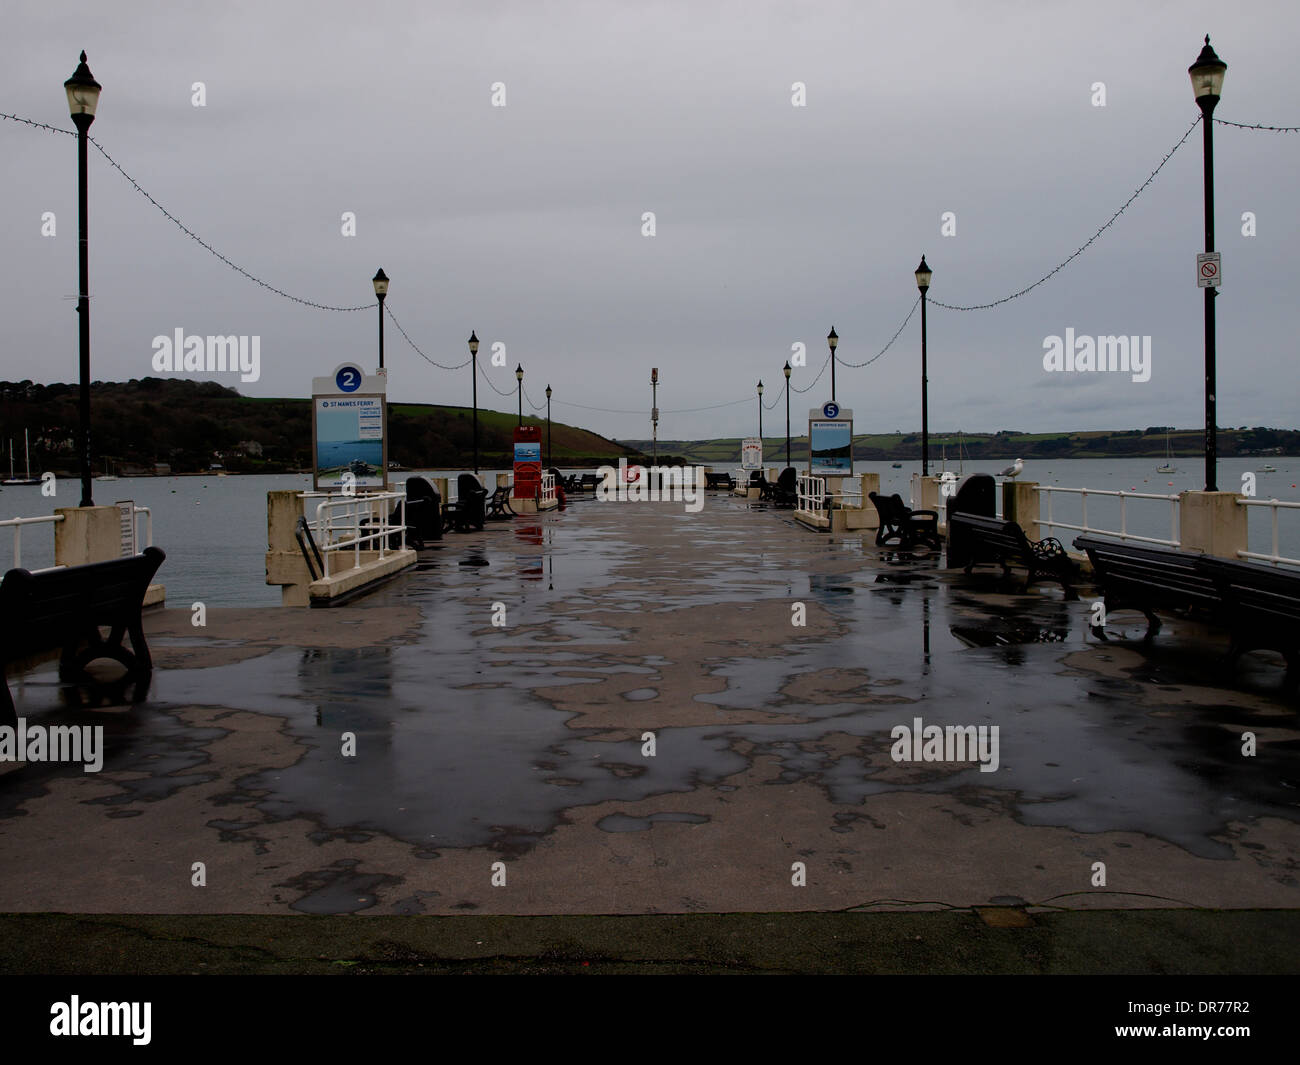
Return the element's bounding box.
[3,107,1296,422]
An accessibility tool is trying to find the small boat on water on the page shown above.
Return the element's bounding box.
[891,462,902,469]
[2,430,41,486]
[1156,432,1176,474]
[1259,463,1277,473]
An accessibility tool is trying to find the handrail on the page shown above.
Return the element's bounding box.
[0,513,66,571]
[294,516,324,580]
[308,489,407,579]
[797,474,826,515]
[1034,484,1180,548]
[1236,497,1300,567]
[539,471,556,503]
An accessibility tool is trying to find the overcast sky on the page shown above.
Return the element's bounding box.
[3,0,1297,442]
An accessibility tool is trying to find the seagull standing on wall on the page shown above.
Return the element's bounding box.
[998,458,1024,479]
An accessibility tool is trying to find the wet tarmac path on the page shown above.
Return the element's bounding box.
[1,494,1297,914]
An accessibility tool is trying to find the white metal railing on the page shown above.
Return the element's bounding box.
[1237,497,1300,567]
[797,474,826,515]
[134,505,152,550]
[1035,485,1180,547]
[834,482,863,510]
[540,472,556,503]
[1,513,65,572]
[309,490,406,579]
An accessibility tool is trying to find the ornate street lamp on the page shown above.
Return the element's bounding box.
[1189,35,1227,492]
[468,331,479,475]
[783,360,792,468]
[371,268,388,370]
[65,51,101,507]
[915,255,932,476]
[826,326,838,402]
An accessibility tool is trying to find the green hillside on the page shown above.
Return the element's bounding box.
[0,379,644,474]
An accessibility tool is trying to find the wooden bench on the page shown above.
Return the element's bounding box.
[0,547,166,724]
[869,492,940,549]
[951,513,1076,598]
[704,472,735,491]
[1199,556,1300,681]
[1079,536,1300,682]
[1073,536,1221,640]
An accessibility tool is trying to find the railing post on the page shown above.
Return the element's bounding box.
[13,524,20,570]
[1179,490,1247,559]
[1119,492,1127,540]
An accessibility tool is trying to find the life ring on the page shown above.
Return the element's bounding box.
[624,465,642,483]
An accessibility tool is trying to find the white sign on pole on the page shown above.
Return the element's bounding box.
[741,437,763,470]
[115,500,136,557]
[1197,252,1221,288]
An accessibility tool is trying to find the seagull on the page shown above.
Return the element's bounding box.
[998,458,1024,479]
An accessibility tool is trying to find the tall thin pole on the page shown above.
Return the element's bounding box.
[546,391,551,468]
[471,342,479,476]
[377,296,385,370]
[785,377,791,468]
[1201,106,1218,492]
[74,114,93,506]
[651,375,658,463]
[920,289,929,477]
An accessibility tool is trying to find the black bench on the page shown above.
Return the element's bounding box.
[486,485,516,521]
[577,474,601,493]
[1198,556,1300,680]
[951,513,1076,598]
[1078,536,1300,681]
[1074,536,1220,640]
[0,547,166,724]
[769,467,798,508]
[705,472,735,491]
[443,473,487,532]
[869,491,940,549]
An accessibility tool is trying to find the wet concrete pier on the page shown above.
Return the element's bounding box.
[1,493,1298,947]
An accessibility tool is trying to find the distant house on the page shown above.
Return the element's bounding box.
[236,439,263,457]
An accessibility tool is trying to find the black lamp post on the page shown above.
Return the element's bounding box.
[372,268,388,370]
[468,331,479,475]
[545,384,552,468]
[783,361,792,468]
[515,364,524,426]
[826,327,838,402]
[65,51,101,508]
[1190,35,1226,493]
[915,255,932,476]
[757,380,764,451]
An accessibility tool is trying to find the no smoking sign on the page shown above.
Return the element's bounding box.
[1197,251,1221,288]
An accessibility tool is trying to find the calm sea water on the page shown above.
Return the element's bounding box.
[2,458,1295,606]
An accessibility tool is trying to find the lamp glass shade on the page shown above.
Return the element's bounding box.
[372,269,389,297]
[915,256,932,291]
[545,385,552,399]
[515,365,524,381]
[827,327,838,350]
[468,331,479,354]
[64,52,101,118]
[757,381,764,395]
[1188,38,1227,100]
[783,361,791,379]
